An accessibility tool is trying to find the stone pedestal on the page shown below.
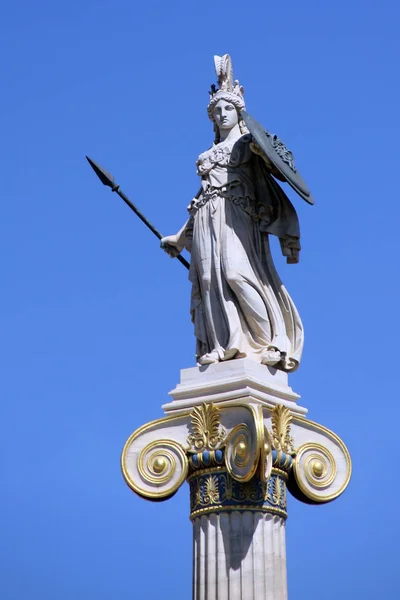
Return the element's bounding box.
[163,359,306,416]
[121,361,351,600]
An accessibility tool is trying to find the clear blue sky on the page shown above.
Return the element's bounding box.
[1,1,399,598]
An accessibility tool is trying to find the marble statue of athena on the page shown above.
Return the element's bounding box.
[119,56,352,600]
[162,54,310,372]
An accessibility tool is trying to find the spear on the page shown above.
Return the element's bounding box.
[85,156,190,270]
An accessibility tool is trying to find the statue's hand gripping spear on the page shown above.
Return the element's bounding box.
[85,156,190,270]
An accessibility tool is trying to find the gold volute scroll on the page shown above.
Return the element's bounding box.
[187,402,227,451]
[289,416,352,504]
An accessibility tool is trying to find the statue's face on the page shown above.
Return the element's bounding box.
[212,100,239,131]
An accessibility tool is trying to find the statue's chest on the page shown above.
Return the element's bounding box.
[196,144,233,176]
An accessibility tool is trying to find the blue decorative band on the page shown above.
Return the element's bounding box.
[189,469,288,520]
[189,449,225,470]
[272,450,293,470]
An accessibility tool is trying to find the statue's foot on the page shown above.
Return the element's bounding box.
[198,350,220,365]
[223,348,239,360]
[261,348,281,366]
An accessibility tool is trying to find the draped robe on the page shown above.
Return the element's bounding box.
[185,134,303,371]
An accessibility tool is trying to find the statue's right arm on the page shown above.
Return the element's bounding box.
[160,220,190,258]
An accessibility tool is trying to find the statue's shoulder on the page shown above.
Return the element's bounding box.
[230,134,253,165]
[234,133,252,146]
[231,133,252,154]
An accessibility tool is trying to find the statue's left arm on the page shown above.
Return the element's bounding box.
[245,142,301,265]
[250,141,286,182]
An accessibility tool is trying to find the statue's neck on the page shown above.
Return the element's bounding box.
[218,123,242,144]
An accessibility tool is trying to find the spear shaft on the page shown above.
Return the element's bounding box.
[85,156,190,270]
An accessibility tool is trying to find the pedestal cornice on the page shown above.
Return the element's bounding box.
[163,359,307,416]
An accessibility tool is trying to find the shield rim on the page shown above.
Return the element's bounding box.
[242,110,315,205]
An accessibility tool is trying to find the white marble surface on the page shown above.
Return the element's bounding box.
[161,54,304,372]
[193,512,287,600]
[163,358,307,415]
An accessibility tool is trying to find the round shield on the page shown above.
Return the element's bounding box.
[242,110,315,205]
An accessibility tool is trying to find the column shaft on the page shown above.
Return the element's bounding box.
[193,511,288,600]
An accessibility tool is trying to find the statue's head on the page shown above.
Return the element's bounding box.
[207,54,247,140]
[211,97,240,131]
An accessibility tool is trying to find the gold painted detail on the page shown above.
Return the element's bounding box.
[138,442,178,485]
[272,449,293,470]
[292,442,347,502]
[122,439,188,500]
[271,467,289,481]
[225,423,259,482]
[121,411,193,501]
[152,457,167,474]
[189,469,288,519]
[300,445,337,489]
[188,450,224,471]
[310,459,325,478]
[187,403,226,451]
[271,475,284,505]
[204,475,219,504]
[148,454,169,478]
[190,504,288,521]
[233,436,249,467]
[267,477,286,509]
[290,415,352,503]
[187,465,225,481]
[260,426,273,482]
[270,405,294,455]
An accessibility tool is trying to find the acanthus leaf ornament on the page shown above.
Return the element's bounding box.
[188,469,289,520]
[203,475,220,505]
[187,402,227,452]
[270,405,295,455]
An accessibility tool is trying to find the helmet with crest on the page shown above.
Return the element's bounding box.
[207,54,246,121]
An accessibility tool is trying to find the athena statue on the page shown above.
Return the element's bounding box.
[162,55,313,372]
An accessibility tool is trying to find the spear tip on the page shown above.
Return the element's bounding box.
[85,155,115,188]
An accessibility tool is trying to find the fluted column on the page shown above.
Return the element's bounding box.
[189,463,291,600]
[121,378,352,600]
[193,511,287,600]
